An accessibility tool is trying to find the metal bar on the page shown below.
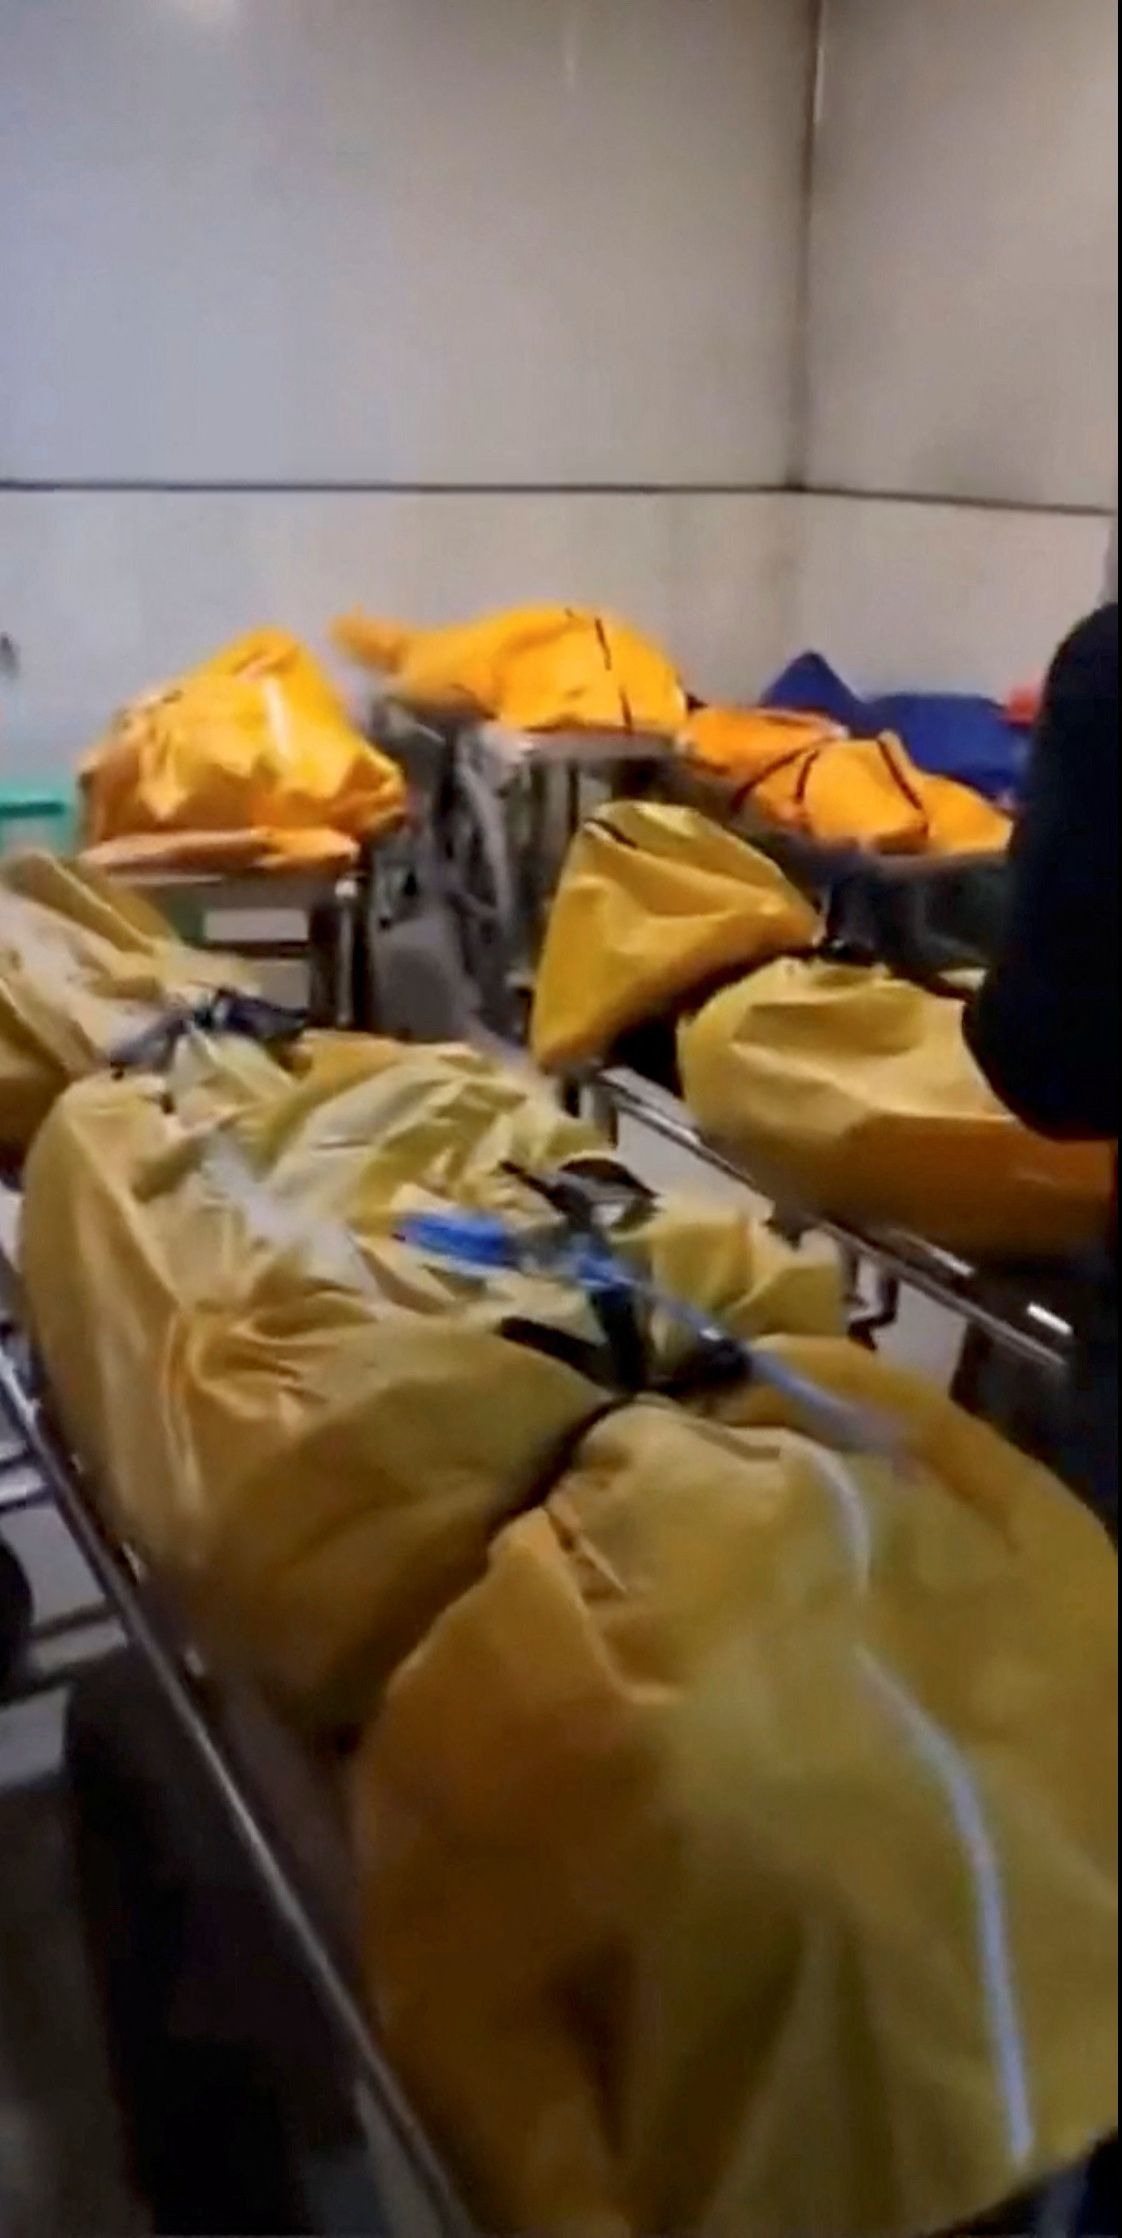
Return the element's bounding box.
[599,1072,1072,1378]
[0,1340,475,2238]
[0,1488,48,1517]
[190,936,320,961]
[28,1601,109,1646]
[0,1477,50,1518]
[10,1619,124,1706]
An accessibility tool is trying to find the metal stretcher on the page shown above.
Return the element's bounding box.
[371,699,673,1032]
[370,695,1010,1049]
[0,1185,1110,2238]
[122,848,387,1031]
[0,1245,476,2238]
[575,1066,1075,1382]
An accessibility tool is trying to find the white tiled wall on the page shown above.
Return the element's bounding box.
[0,0,814,776]
[790,495,1113,693]
[0,0,1117,770]
[4,485,1114,777]
[0,489,798,774]
[0,0,811,488]
[797,0,1117,689]
[810,0,1118,510]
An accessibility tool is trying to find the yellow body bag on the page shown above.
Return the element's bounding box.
[680,706,1011,856]
[333,605,686,735]
[22,1038,837,1727]
[354,1340,1117,2238]
[680,956,1114,1253]
[80,629,405,875]
[0,851,254,1159]
[531,803,818,1072]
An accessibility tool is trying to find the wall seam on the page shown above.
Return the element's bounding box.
[0,482,1110,519]
[786,0,831,490]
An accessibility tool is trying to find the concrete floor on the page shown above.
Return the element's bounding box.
[0,1099,967,2237]
[0,1158,142,2236]
[0,1722,143,2237]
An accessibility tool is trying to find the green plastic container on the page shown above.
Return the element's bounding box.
[0,782,75,855]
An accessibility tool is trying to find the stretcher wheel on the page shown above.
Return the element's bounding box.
[374,705,522,1033]
[439,755,520,1032]
[0,1537,32,1695]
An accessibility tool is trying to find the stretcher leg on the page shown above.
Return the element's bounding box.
[848,1267,903,1349]
[308,901,343,1028]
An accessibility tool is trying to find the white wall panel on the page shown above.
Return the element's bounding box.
[0,0,809,487]
[3,486,1107,773]
[0,491,794,774]
[792,497,1111,693]
[809,0,1118,507]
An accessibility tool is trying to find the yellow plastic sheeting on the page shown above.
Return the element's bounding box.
[531,804,819,1072]
[333,605,687,735]
[681,706,1012,856]
[353,1344,1118,2238]
[0,850,256,1158]
[80,629,406,875]
[680,956,1114,1254]
[22,1039,839,1728]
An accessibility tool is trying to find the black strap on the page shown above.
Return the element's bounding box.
[506,1318,755,1518]
[500,1307,752,1411]
[509,1393,639,1516]
[873,731,929,823]
[109,990,307,1075]
[726,743,815,820]
[589,811,640,851]
[592,614,636,735]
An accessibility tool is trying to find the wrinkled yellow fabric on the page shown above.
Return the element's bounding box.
[353,1340,1117,2238]
[0,850,256,1158]
[80,629,405,875]
[531,803,819,1071]
[680,956,1114,1253]
[333,605,687,735]
[681,706,1012,856]
[22,1038,838,1727]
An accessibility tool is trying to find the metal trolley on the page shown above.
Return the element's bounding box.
[371,700,673,1033]
[123,846,391,1033]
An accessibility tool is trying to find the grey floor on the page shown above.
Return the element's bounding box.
[0,1712,144,2237]
[0,1099,963,2237]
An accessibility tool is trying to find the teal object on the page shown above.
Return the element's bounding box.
[0,781,76,855]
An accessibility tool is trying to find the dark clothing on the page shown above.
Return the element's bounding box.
[966,604,1118,1528]
[966,603,1118,1143]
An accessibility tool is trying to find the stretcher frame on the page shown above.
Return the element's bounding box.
[371,698,673,1032]
[118,843,389,1031]
[575,1067,1075,1381]
[374,696,1012,1054]
[0,1244,476,2238]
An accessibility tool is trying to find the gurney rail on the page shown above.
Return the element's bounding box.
[579,1069,1074,1381]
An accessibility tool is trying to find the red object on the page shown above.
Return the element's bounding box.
[1005,682,1043,728]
